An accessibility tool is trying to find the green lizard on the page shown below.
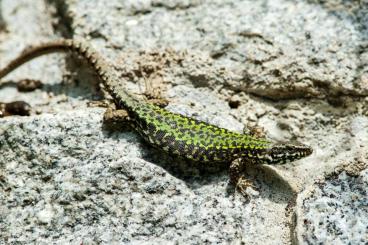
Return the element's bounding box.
[0,39,313,195]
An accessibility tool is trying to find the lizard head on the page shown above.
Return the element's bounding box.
[260,142,313,165]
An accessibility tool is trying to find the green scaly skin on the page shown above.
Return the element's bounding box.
[0,39,312,170]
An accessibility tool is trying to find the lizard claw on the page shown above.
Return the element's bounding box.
[236,176,259,198]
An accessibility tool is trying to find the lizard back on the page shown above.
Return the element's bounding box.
[130,103,272,163]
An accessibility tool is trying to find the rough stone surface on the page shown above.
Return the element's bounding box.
[0,0,4,31]
[0,0,367,244]
[0,109,295,244]
[296,164,368,244]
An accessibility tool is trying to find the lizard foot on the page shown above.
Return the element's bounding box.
[103,107,132,130]
[236,175,259,198]
[243,124,266,138]
[229,158,259,199]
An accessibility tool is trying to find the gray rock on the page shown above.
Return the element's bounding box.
[296,164,368,244]
[1,0,367,244]
[0,109,298,244]
[0,0,5,31]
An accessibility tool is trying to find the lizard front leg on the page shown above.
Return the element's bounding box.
[229,158,258,198]
[228,124,264,198]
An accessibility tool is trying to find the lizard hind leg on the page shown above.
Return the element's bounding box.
[102,106,133,131]
[146,98,169,108]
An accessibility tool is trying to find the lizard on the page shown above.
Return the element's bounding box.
[0,39,313,196]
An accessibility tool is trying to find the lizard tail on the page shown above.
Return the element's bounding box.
[0,41,69,80]
[0,39,139,110]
